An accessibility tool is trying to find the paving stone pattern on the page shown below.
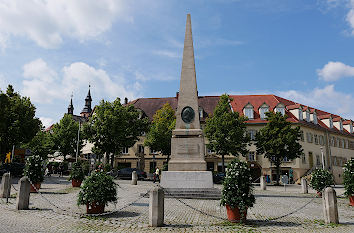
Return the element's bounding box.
[0,176,353,232]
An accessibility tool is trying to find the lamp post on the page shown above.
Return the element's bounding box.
[320,146,325,170]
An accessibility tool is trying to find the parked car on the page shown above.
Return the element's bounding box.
[117,168,147,180]
[213,172,225,184]
[0,163,25,177]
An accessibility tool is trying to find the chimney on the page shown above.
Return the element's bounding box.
[124,97,128,104]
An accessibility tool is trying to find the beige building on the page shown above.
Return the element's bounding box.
[95,93,354,184]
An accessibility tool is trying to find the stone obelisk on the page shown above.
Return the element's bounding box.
[161,14,213,189]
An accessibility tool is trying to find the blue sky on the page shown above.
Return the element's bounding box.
[0,0,354,127]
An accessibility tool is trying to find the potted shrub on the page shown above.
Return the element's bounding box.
[309,169,334,197]
[343,158,354,206]
[77,171,117,214]
[23,155,44,193]
[69,162,85,187]
[220,158,255,223]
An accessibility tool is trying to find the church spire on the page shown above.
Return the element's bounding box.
[81,85,92,117]
[67,94,74,115]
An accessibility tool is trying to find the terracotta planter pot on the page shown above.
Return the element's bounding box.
[349,195,354,207]
[30,183,41,193]
[86,202,105,214]
[316,191,322,198]
[72,179,82,187]
[226,205,247,223]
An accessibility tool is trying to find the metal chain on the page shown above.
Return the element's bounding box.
[11,184,18,191]
[164,188,226,221]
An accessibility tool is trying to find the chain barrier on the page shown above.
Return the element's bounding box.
[163,188,227,221]
[27,177,153,218]
[11,184,18,191]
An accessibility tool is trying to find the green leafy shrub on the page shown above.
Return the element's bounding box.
[310,169,334,193]
[343,158,354,197]
[77,171,117,206]
[104,163,111,172]
[220,158,255,215]
[24,155,44,183]
[69,162,85,181]
[81,161,90,175]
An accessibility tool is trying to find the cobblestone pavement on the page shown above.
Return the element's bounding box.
[0,176,353,232]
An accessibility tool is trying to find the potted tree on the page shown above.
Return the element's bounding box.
[69,162,85,187]
[343,158,354,206]
[23,155,44,193]
[77,171,117,214]
[220,158,255,223]
[309,169,334,197]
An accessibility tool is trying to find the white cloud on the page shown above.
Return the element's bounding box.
[278,85,354,120]
[317,61,354,81]
[40,117,54,128]
[153,50,181,59]
[0,0,128,49]
[21,58,140,105]
[346,0,354,35]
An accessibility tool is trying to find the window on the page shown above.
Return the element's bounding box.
[329,118,333,128]
[316,154,320,166]
[244,106,254,119]
[259,104,269,119]
[301,153,306,163]
[340,121,343,131]
[299,109,303,121]
[338,138,342,148]
[319,135,324,146]
[199,107,204,118]
[275,104,285,116]
[306,110,310,122]
[313,112,318,124]
[300,130,304,142]
[342,139,345,149]
[331,137,335,147]
[138,144,144,154]
[283,156,289,162]
[345,140,349,149]
[306,132,313,143]
[314,135,318,145]
[350,124,353,134]
[247,130,257,141]
[248,152,255,161]
[122,147,129,154]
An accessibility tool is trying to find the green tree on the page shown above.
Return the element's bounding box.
[51,114,83,161]
[256,111,303,185]
[84,98,148,167]
[0,85,41,161]
[24,129,54,160]
[204,94,250,173]
[144,103,176,169]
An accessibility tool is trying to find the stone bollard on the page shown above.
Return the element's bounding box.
[131,171,137,185]
[16,176,31,210]
[260,176,266,190]
[301,178,308,194]
[149,186,164,227]
[0,173,11,198]
[322,187,339,224]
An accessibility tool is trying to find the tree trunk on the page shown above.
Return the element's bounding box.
[110,152,114,168]
[166,154,170,163]
[222,154,225,173]
[275,161,281,186]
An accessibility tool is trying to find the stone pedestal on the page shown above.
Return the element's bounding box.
[149,187,164,227]
[0,173,11,198]
[322,187,339,224]
[301,178,308,194]
[161,171,213,189]
[131,171,137,185]
[16,176,30,210]
[260,176,266,190]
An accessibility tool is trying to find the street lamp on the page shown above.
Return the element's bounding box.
[76,122,81,163]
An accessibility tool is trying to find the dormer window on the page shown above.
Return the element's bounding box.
[243,103,254,119]
[313,112,318,125]
[299,109,303,121]
[340,120,343,131]
[329,118,333,129]
[275,103,285,116]
[306,110,310,122]
[259,104,269,119]
[351,123,353,134]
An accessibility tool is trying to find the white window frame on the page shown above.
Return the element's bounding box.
[313,112,318,124]
[243,104,254,119]
[122,147,129,154]
[259,104,269,119]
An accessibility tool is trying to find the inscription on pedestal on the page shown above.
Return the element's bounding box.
[177,144,199,155]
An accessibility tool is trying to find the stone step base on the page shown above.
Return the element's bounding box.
[141,188,221,200]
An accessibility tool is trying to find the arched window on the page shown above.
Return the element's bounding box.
[313,111,318,125]
[275,103,285,116]
[259,103,269,119]
[243,103,254,119]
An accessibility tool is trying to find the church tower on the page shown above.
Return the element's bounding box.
[81,85,92,118]
[67,95,74,115]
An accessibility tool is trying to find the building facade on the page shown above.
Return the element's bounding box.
[102,93,354,184]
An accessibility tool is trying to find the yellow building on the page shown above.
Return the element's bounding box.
[96,93,354,184]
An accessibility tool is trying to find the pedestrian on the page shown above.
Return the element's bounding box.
[59,164,63,177]
[155,167,160,182]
